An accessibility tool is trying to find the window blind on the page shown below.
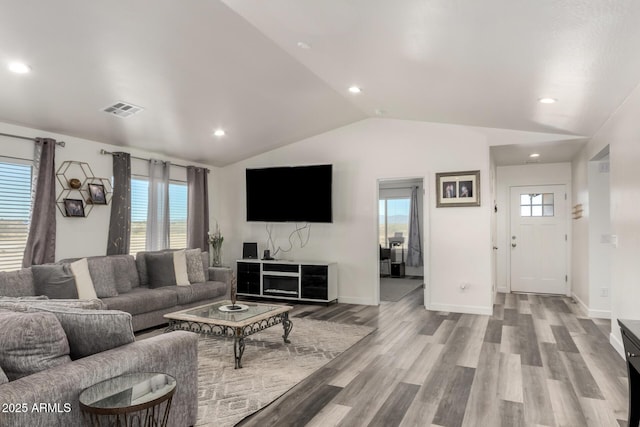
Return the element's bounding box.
[0,161,32,271]
[129,178,188,254]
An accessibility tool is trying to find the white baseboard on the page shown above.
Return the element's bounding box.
[572,293,611,319]
[588,308,611,319]
[610,332,625,359]
[338,296,376,306]
[427,303,492,316]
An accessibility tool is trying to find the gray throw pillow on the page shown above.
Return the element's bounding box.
[0,364,8,385]
[185,249,205,283]
[110,255,139,293]
[26,306,134,360]
[0,268,35,297]
[32,264,78,299]
[0,310,71,381]
[146,252,177,288]
[201,251,210,281]
[87,257,119,298]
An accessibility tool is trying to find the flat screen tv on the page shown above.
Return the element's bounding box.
[246,164,332,223]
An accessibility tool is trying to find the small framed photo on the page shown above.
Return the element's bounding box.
[63,199,85,217]
[436,170,481,207]
[88,183,107,204]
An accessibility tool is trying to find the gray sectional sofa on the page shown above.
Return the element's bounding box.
[1,249,231,331]
[0,249,231,426]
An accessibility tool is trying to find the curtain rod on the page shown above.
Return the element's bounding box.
[99,149,209,173]
[0,132,66,147]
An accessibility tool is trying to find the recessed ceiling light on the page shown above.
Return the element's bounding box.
[529,153,540,158]
[538,97,557,104]
[8,62,31,74]
[348,86,362,94]
[213,129,225,137]
[296,41,311,49]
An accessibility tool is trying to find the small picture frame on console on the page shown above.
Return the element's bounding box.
[436,170,481,207]
[63,198,85,217]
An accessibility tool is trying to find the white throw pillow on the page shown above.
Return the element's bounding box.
[69,258,98,299]
[173,250,191,286]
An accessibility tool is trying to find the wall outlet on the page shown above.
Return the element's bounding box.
[600,288,609,297]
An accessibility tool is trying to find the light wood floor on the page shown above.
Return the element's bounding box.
[238,289,629,427]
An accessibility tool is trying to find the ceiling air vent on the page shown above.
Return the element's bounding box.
[102,101,144,118]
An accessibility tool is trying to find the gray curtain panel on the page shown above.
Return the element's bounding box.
[106,152,131,255]
[23,138,57,267]
[186,166,209,251]
[146,159,170,251]
[406,186,423,267]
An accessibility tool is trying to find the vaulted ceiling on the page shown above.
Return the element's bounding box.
[2,1,639,166]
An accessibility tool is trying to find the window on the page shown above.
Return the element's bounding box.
[0,161,32,271]
[129,178,188,254]
[168,182,187,249]
[130,178,148,254]
[379,197,410,247]
[520,193,554,217]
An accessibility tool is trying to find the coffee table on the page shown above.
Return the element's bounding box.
[164,300,293,369]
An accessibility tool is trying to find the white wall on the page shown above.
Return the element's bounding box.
[216,118,565,313]
[571,80,640,357]
[495,163,572,293]
[0,121,218,261]
[587,159,611,317]
[571,150,590,308]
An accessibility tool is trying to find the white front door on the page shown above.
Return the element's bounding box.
[510,185,567,294]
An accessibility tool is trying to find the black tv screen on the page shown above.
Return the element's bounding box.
[246,165,332,223]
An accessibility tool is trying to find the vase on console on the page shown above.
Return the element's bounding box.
[208,223,224,267]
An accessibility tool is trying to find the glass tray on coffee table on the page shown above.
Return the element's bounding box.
[163,300,293,369]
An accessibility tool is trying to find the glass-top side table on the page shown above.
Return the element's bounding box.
[79,372,176,427]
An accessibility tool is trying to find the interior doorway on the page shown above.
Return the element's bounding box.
[377,178,425,303]
[509,184,568,294]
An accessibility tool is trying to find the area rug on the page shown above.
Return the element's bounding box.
[380,277,423,302]
[195,318,374,426]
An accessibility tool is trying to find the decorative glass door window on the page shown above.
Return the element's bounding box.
[520,193,554,217]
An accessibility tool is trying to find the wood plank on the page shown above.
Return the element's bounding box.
[420,314,448,335]
[547,378,588,426]
[369,382,420,427]
[560,351,605,400]
[522,365,556,426]
[402,342,445,386]
[504,308,519,326]
[539,342,570,382]
[551,324,579,353]
[461,343,501,427]
[484,318,503,343]
[519,313,543,367]
[275,384,343,426]
[500,325,520,355]
[533,316,557,344]
[498,352,524,403]
[579,397,622,427]
[457,315,489,368]
[432,366,476,427]
[306,403,352,427]
[499,400,526,427]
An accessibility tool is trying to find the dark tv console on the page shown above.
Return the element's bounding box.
[236,259,337,303]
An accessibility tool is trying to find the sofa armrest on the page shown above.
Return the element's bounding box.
[0,331,198,427]
[208,266,232,299]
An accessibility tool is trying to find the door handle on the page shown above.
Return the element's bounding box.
[511,243,517,248]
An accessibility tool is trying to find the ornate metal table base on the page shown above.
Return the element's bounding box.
[82,396,173,427]
[166,312,293,369]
